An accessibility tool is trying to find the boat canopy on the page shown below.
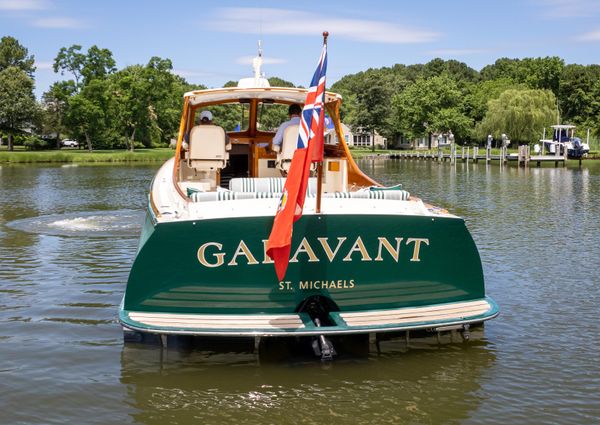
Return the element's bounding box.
[183,87,342,106]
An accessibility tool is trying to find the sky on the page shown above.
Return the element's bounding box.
[1,0,600,98]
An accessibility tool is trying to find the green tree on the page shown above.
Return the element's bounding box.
[257,103,287,131]
[209,104,248,131]
[254,77,297,131]
[268,76,295,87]
[330,74,361,125]
[0,36,35,76]
[81,45,116,85]
[354,73,394,150]
[108,65,147,150]
[481,57,564,96]
[423,58,479,84]
[54,44,116,89]
[558,64,600,124]
[53,45,86,88]
[476,89,557,144]
[65,96,103,151]
[106,57,190,150]
[391,75,472,143]
[41,81,77,148]
[144,57,190,145]
[584,78,600,137]
[0,67,38,150]
[464,78,525,122]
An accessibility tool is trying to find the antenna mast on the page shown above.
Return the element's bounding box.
[253,40,264,83]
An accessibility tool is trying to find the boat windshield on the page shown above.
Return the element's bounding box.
[257,102,289,132]
[197,103,250,132]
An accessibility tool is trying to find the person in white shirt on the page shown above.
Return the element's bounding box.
[271,103,302,149]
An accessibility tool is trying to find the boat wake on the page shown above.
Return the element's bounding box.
[6,210,145,238]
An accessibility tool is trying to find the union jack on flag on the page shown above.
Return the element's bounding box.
[298,43,328,162]
[266,38,328,280]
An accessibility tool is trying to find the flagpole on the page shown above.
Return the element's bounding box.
[316,31,328,214]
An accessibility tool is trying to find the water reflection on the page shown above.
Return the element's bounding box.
[1,162,600,424]
[120,332,496,424]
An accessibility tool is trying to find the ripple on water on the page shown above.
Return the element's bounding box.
[5,210,145,238]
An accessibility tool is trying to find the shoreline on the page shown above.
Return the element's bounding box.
[1,147,598,164]
[0,148,174,164]
[349,149,600,160]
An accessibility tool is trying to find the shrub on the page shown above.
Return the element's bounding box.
[23,136,49,150]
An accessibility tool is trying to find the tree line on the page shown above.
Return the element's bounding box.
[1,35,599,151]
[0,36,201,151]
[331,57,600,145]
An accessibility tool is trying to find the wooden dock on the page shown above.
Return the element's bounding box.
[381,145,568,167]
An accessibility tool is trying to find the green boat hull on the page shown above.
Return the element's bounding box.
[121,211,492,318]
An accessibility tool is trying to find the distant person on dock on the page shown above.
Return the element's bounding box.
[271,103,302,149]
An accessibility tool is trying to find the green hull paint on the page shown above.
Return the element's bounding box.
[123,211,487,316]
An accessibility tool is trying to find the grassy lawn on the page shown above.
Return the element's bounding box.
[0,147,175,163]
[2,146,598,164]
[349,148,400,158]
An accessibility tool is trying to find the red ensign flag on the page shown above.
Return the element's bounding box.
[266,39,328,280]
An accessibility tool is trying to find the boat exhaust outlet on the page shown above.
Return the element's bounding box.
[311,318,336,361]
[296,296,338,361]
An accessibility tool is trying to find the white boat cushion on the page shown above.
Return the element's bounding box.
[189,191,282,202]
[277,125,300,173]
[188,125,229,170]
[229,177,317,195]
[189,188,409,202]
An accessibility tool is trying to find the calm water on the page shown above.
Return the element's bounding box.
[1,160,599,424]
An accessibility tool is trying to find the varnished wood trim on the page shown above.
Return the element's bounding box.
[173,98,190,200]
[328,101,379,187]
[149,188,161,219]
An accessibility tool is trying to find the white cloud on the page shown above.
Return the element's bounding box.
[31,17,86,29]
[172,68,242,79]
[172,69,212,79]
[536,0,600,18]
[0,0,49,10]
[210,8,439,44]
[236,56,286,65]
[35,60,54,70]
[575,29,600,41]
[427,48,489,57]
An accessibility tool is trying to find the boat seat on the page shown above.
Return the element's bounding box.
[189,191,282,202]
[229,177,317,194]
[188,125,230,170]
[188,188,410,202]
[325,189,410,200]
[275,124,299,174]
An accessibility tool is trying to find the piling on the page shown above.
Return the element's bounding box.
[390,143,572,167]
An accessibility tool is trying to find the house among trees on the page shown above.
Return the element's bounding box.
[325,122,353,146]
[389,132,452,150]
[339,125,387,148]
